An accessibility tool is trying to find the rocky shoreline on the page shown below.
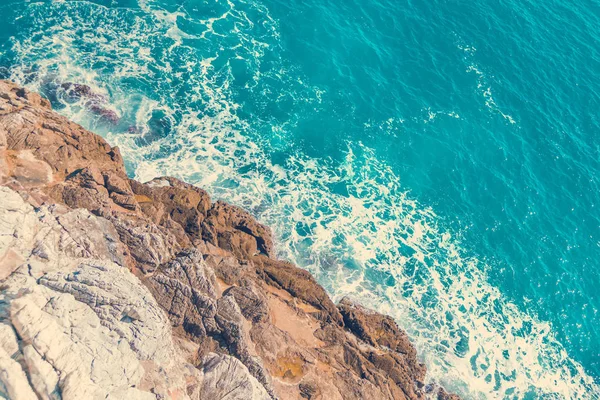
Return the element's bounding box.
[0,80,458,399]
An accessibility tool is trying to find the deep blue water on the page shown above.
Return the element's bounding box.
[1,0,599,398]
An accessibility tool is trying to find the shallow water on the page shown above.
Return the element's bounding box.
[1,0,599,398]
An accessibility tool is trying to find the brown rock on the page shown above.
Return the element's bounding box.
[257,256,343,325]
[313,324,346,345]
[225,283,270,323]
[104,172,132,195]
[146,250,218,338]
[205,254,251,286]
[437,387,461,400]
[47,179,112,215]
[332,371,387,400]
[130,177,211,241]
[299,382,319,399]
[338,297,417,358]
[202,201,274,258]
[14,85,51,109]
[74,166,105,187]
[110,192,138,210]
[215,295,275,397]
[0,81,127,186]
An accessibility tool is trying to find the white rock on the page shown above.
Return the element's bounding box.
[39,260,175,364]
[0,187,38,280]
[22,345,60,400]
[200,353,271,400]
[0,323,19,357]
[0,345,38,400]
[0,188,194,399]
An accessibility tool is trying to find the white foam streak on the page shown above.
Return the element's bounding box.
[460,44,516,125]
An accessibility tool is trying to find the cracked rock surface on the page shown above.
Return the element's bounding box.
[0,80,459,400]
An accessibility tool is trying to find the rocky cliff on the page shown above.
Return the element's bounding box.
[0,80,458,400]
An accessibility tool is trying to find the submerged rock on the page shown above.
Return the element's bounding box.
[60,82,120,124]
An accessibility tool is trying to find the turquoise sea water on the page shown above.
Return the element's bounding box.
[1,0,599,398]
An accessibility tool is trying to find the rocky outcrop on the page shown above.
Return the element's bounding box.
[0,80,459,399]
[0,186,269,400]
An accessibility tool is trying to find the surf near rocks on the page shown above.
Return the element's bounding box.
[0,80,459,399]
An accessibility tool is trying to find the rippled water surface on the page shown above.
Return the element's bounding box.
[1,0,599,398]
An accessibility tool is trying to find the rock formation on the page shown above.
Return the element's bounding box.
[0,80,459,399]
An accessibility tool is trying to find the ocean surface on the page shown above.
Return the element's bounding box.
[1,0,599,398]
